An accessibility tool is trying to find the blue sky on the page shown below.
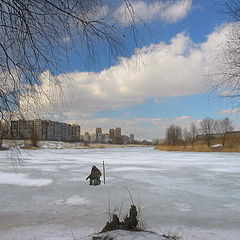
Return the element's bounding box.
[26,0,239,140]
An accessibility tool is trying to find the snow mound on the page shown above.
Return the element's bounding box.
[90,230,167,240]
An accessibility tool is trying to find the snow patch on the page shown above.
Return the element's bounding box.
[110,167,164,172]
[0,224,96,240]
[0,172,52,187]
[211,144,223,148]
[54,199,65,205]
[91,230,167,240]
[23,165,58,172]
[174,203,192,212]
[67,177,83,182]
[66,195,90,206]
[209,167,240,173]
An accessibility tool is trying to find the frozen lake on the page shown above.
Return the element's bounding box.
[0,147,240,240]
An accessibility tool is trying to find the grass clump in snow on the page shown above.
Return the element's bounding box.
[101,205,142,233]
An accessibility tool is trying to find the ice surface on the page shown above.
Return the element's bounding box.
[0,172,52,186]
[0,147,240,240]
[66,195,90,206]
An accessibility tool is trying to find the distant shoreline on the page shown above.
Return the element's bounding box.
[155,144,240,153]
[1,139,152,150]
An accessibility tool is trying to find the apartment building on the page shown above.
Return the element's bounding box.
[71,124,81,141]
[10,120,19,138]
[84,132,90,142]
[10,119,81,142]
[129,133,134,144]
[61,123,70,141]
[34,119,49,141]
[18,120,34,139]
[122,135,129,144]
[115,127,122,144]
[109,128,115,143]
[90,133,96,142]
[96,128,102,142]
[103,133,109,143]
[47,121,55,141]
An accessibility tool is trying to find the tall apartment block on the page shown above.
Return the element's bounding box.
[109,128,115,143]
[103,133,109,143]
[84,132,90,142]
[122,135,129,144]
[20,120,35,139]
[71,124,81,141]
[60,123,70,141]
[11,120,35,139]
[96,128,102,143]
[10,119,81,142]
[129,133,134,144]
[115,128,122,144]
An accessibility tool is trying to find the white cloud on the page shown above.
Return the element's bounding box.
[18,24,230,139]
[23,27,222,115]
[163,0,192,23]
[114,0,192,25]
[20,25,228,115]
[220,108,240,115]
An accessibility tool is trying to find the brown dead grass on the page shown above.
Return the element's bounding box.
[21,146,41,150]
[156,143,240,153]
[156,135,240,152]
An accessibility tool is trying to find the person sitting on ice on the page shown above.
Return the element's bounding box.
[86,165,102,186]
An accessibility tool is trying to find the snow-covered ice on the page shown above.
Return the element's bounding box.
[66,195,90,206]
[0,172,52,186]
[0,147,240,240]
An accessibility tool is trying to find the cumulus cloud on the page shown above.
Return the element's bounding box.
[18,24,229,139]
[21,25,227,114]
[114,0,192,25]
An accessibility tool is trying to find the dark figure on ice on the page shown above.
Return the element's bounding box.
[86,165,102,186]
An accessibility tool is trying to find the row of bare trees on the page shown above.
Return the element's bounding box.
[198,117,234,147]
[165,117,235,147]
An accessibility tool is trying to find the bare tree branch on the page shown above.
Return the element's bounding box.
[0,0,140,125]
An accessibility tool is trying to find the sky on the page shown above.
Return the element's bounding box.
[21,0,240,140]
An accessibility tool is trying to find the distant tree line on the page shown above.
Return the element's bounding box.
[164,117,235,147]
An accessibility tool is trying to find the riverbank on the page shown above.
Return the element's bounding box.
[1,139,151,150]
[156,144,240,152]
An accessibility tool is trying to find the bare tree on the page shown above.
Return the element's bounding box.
[214,1,240,110]
[182,127,191,148]
[165,124,182,145]
[0,0,141,123]
[215,117,234,146]
[189,122,197,147]
[199,117,217,147]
